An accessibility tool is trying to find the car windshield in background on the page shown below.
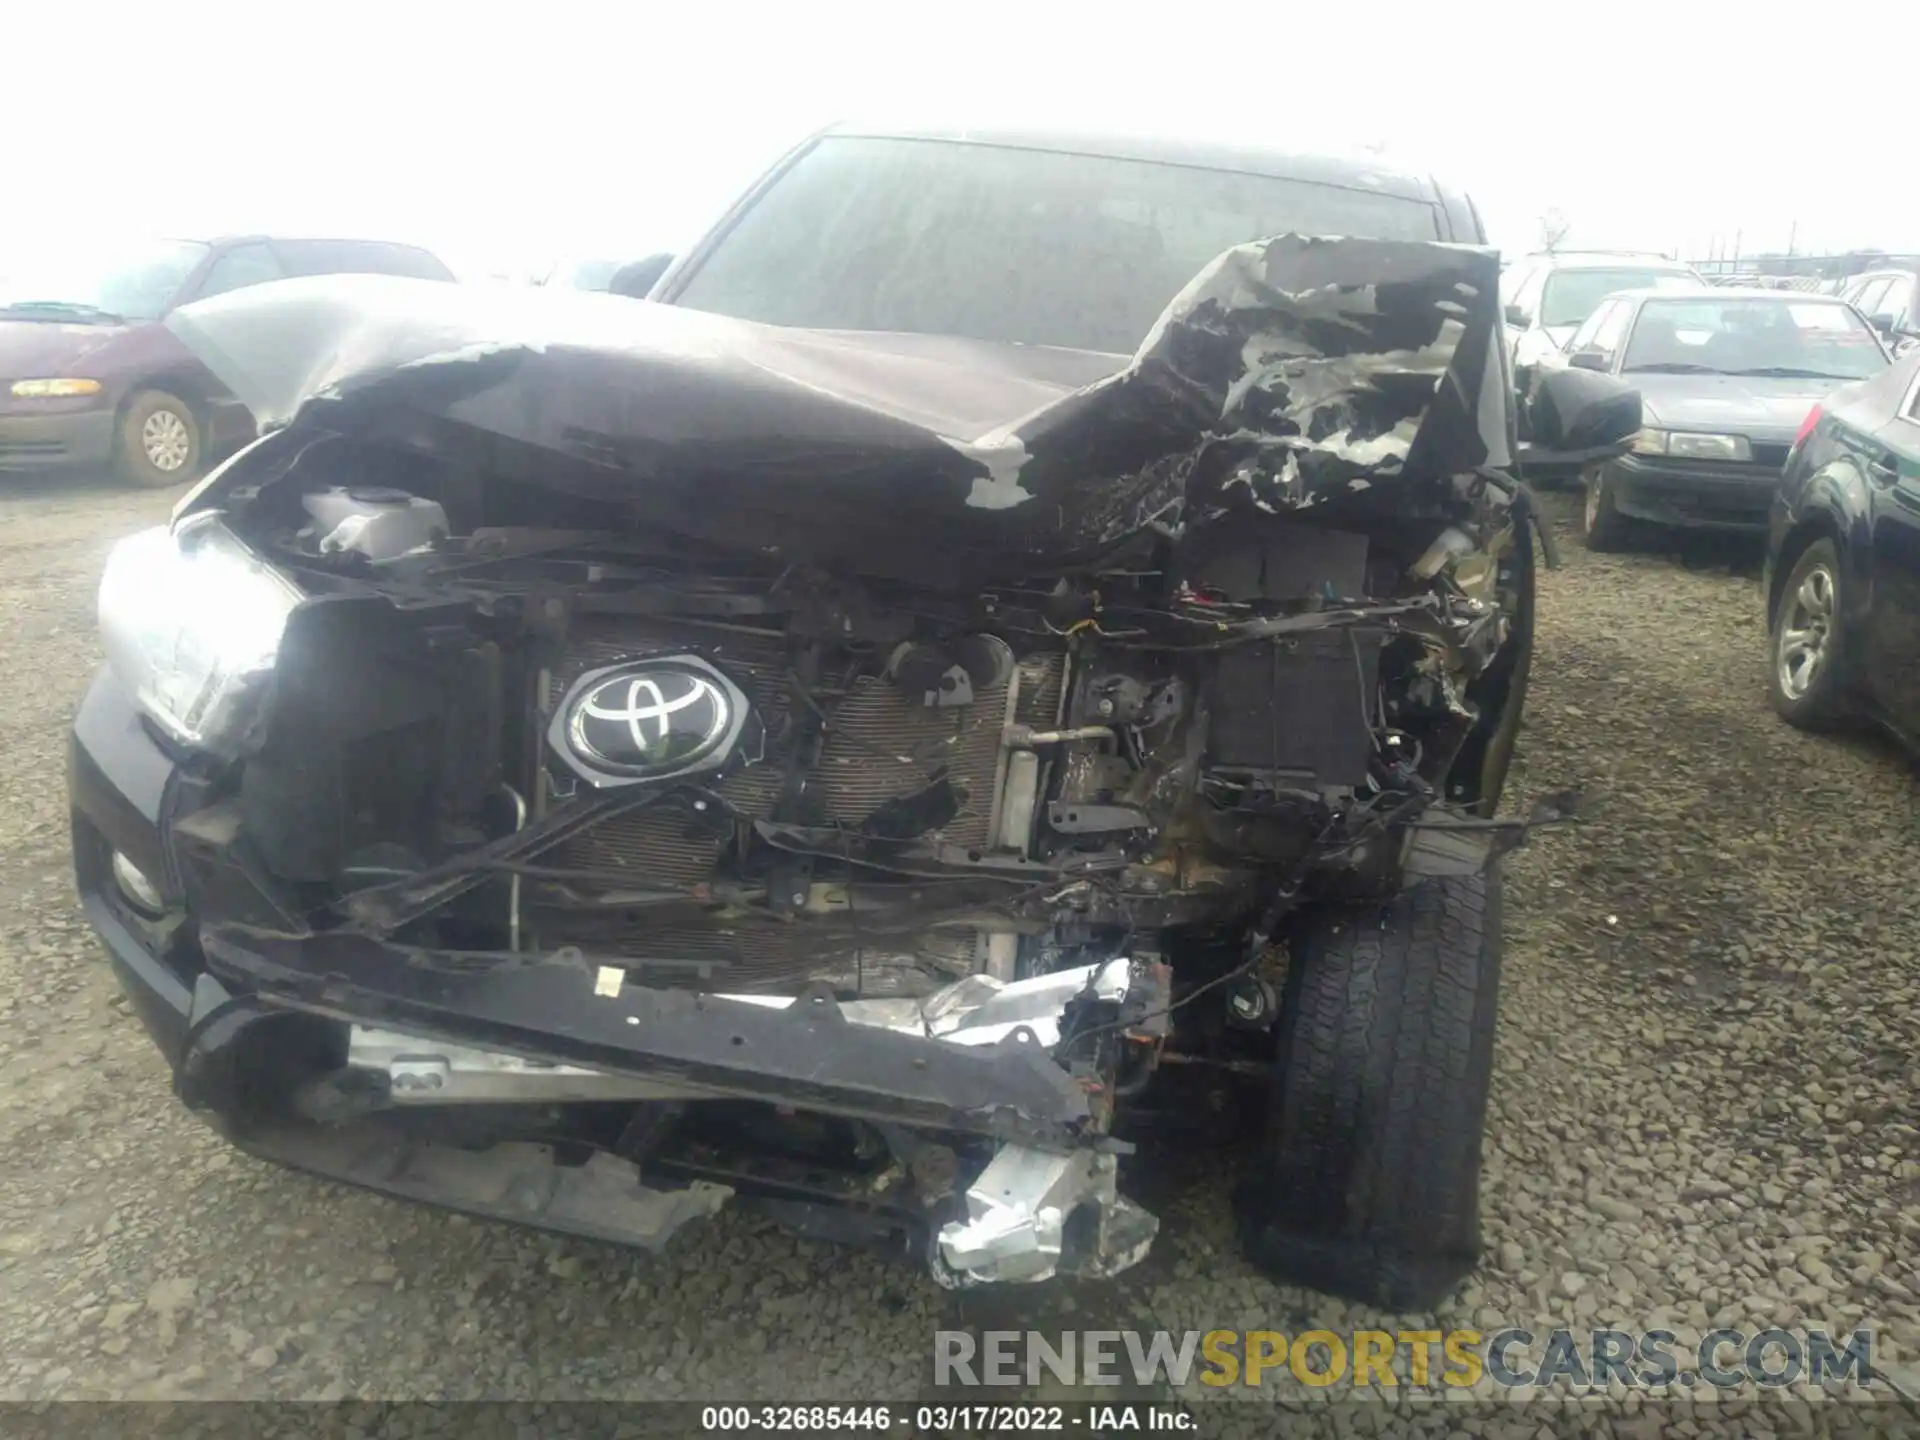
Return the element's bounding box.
[273,240,452,282]
[674,136,1441,354]
[0,239,208,322]
[1622,298,1886,379]
[1539,268,1692,327]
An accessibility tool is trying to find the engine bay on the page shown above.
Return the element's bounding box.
[211,443,1532,1000]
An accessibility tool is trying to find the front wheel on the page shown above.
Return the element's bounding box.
[1234,871,1502,1311]
[1769,538,1849,729]
[116,390,201,488]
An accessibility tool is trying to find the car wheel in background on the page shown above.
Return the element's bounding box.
[1769,538,1849,729]
[1234,870,1502,1311]
[1580,465,1633,551]
[116,390,201,488]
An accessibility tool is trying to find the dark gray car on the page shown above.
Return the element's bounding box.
[1565,287,1891,548]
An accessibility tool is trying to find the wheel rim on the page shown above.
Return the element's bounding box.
[1777,564,1835,700]
[141,409,191,472]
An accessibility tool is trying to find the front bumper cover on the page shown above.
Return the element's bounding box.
[1604,454,1778,532]
[0,405,116,469]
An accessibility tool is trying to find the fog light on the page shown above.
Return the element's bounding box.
[111,851,165,914]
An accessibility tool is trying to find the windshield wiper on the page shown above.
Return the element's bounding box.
[1724,366,1857,380]
[0,300,126,323]
[1622,362,1718,374]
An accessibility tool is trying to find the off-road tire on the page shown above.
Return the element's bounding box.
[1768,538,1849,730]
[1580,465,1633,551]
[116,390,201,488]
[1235,870,1502,1311]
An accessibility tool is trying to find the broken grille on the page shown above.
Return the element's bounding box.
[528,616,1063,988]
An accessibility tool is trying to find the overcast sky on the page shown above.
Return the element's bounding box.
[5,0,1914,278]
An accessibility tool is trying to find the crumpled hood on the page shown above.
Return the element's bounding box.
[169,235,1507,587]
[1631,372,1849,441]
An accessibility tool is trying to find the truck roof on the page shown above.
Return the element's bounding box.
[823,122,1442,204]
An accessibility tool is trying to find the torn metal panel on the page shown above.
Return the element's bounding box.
[935,1144,1158,1285]
[168,237,1505,589]
[735,957,1135,1049]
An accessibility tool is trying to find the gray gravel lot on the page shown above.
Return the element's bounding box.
[0,473,1915,1428]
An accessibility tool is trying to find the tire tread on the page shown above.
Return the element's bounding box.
[1235,871,1502,1311]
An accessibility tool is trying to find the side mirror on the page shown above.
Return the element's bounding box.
[1566,349,1611,372]
[1869,312,1899,337]
[1526,367,1642,453]
[1503,303,1530,328]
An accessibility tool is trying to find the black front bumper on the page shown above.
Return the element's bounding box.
[1603,454,1779,533]
[70,667,1112,1255]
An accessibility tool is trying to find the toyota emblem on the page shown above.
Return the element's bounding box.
[548,655,755,787]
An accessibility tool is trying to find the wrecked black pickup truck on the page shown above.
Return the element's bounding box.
[70,128,1638,1310]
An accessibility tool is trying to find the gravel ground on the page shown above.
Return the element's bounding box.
[0,474,1915,1431]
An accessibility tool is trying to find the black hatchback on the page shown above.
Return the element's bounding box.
[1765,348,1920,747]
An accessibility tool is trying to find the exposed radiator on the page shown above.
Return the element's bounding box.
[530,616,1064,989]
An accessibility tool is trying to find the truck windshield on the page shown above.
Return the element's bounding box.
[673,136,1442,355]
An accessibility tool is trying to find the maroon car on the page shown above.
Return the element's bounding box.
[0,235,453,486]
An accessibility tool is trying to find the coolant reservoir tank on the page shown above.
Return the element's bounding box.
[301,486,449,562]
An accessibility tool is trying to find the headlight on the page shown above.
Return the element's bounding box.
[10,378,102,398]
[98,514,303,756]
[1667,432,1752,461]
[1631,428,1751,461]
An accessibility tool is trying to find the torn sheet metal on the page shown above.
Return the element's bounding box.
[935,1144,1158,1285]
[168,237,1506,590]
[727,957,1134,1048]
[1150,235,1509,515]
